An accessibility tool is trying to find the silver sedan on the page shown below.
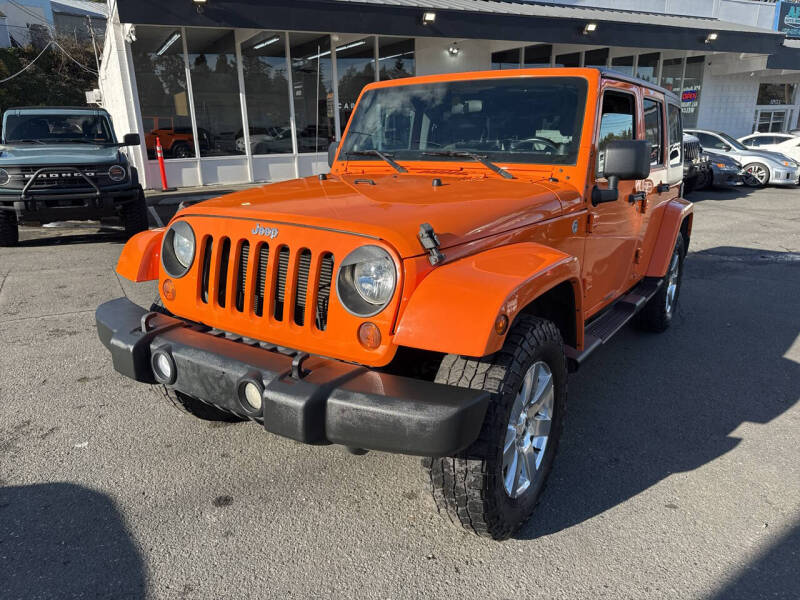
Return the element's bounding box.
[686,129,799,187]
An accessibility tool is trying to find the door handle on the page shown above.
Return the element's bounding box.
[656,182,671,193]
[628,191,646,204]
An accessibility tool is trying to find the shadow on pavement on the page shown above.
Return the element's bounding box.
[517,246,800,550]
[686,186,754,202]
[0,482,147,599]
[709,517,800,600]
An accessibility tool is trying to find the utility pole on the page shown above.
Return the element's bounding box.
[87,15,101,75]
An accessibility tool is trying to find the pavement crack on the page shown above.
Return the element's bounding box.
[0,308,94,324]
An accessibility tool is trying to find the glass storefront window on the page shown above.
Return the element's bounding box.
[492,48,521,70]
[378,38,414,80]
[523,44,552,67]
[637,53,660,83]
[660,57,683,93]
[554,52,580,68]
[290,33,335,152]
[584,48,608,69]
[241,32,292,155]
[681,56,705,128]
[610,55,634,77]
[186,28,244,157]
[757,83,796,106]
[336,37,376,131]
[131,26,193,160]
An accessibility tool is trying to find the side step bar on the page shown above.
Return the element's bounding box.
[565,278,662,372]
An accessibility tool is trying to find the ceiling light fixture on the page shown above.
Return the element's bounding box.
[583,23,597,35]
[448,42,460,56]
[156,31,181,56]
[253,35,281,50]
[705,32,718,44]
[422,11,436,25]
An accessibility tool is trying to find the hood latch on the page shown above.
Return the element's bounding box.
[418,223,445,266]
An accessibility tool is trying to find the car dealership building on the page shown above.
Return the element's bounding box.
[99,0,800,190]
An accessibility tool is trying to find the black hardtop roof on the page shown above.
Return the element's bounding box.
[4,106,109,113]
[596,68,680,103]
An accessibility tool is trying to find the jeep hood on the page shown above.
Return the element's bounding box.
[0,144,121,166]
[182,174,579,258]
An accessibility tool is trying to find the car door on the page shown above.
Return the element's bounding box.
[635,93,676,279]
[582,82,644,317]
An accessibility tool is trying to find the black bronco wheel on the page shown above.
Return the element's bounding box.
[635,232,686,333]
[121,188,149,237]
[159,386,247,423]
[423,315,567,540]
[0,210,19,247]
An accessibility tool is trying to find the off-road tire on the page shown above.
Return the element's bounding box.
[0,210,19,247]
[172,143,192,159]
[683,174,697,195]
[121,188,149,237]
[159,386,246,423]
[634,232,685,333]
[423,315,567,540]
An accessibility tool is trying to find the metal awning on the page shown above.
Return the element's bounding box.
[118,0,789,56]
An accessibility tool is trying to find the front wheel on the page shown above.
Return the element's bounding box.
[0,209,19,247]
[120,188,149,237]
[423,315,567,540]
[743,162,769,187]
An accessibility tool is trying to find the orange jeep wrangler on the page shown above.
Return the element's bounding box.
[97,68,692,539]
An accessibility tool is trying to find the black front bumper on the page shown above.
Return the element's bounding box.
[0,186,141,222]
[96,298,489,457]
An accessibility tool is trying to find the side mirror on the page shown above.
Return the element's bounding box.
[328,141,339,168]
[122,133,141,146]
[721,144,731,152]
[593,140,651,206]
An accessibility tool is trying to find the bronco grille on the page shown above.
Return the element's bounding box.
[17,165,115,189]
[198,235,334,332]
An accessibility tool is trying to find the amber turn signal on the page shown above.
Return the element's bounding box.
[162,278,176,301]
[358,322,382,350]
[495,314,509,335]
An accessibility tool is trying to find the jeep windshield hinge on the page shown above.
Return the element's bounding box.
[418,223,445,266]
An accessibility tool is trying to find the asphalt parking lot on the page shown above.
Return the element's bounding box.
[1,185,798,600]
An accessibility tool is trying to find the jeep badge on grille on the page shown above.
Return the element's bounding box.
[251,224,279,239]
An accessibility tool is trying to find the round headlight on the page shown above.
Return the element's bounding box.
[162,220,196,278]
[336,245,397,317]
[0,169,9,186]
[108,164,126,182]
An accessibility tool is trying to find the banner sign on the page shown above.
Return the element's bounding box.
[775,1,800,39]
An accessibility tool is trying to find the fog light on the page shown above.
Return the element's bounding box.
[162,278,176,301]
[152,350,176,384]
[358,322,381,350]
[243,381,263,411]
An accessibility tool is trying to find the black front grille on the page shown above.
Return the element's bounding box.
[16,166,115,189]
[201,235,333,331]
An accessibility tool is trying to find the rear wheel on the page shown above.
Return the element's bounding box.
[0,210,19,247]
[635,232,685,333]
[121,188,149,237]
[743,162,769,187]
[172,143,192,159]
[423,315,567,540]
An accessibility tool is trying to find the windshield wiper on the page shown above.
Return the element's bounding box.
[345,149,408,174]
[422,151,515,179]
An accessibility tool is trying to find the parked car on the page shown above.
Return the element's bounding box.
[235,127,292,154]
[142,117,212,159]
[686,128,798,187]
[0,107,146,246]
[682,133,709,194]
[697,151,743,189]
[738,132,800,164]
[96,67,692,540]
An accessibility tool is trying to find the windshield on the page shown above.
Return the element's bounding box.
[3,113,114,144]
[340,77,588,166]
[716,131,746,151]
